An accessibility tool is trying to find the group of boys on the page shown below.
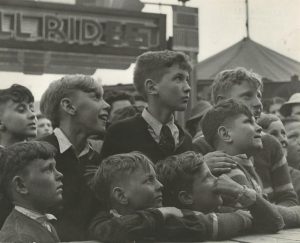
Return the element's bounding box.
[0,50,299,243]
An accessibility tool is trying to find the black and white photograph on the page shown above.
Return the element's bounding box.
[0,0,300,242]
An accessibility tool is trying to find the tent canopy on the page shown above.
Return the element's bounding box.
[195,37,300,82]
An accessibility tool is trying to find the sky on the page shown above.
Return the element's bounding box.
[0,0,299,101]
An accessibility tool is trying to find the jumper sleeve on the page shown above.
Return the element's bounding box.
[88,209,165,243]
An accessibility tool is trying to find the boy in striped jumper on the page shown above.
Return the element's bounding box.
[202,99,300,228]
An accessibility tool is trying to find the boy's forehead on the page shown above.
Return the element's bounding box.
[2,100,33,108]
[225,80,260,97]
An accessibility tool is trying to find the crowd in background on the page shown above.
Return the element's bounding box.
[1,50,300,243]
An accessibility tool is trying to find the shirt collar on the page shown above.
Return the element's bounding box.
[142,108,175,137]
[53,128,91,157]
[15,205,56,222]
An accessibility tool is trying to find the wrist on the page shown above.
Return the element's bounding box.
[235,185,257,207]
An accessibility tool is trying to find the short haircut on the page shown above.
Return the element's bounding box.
[202,99,253,148]
[133,50,192,99]
[211,67,263,105]
[155,151,204,208]
[257,113,280,130]
[0,84,34,106]
[40,74,102,128]
[104,90,134,106]
[92,151,154,207]
[0,141,57,200]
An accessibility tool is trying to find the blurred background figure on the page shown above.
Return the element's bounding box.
[262,97,285,119]
[104,90,134,122]
[36,113,53,138]
[280,93,300,119]
[110,105,144,125]
[186,100,212,140]
[133,93,148,108]
[257,113,288,156]
[257,113,300,200]
[282,116,300,170]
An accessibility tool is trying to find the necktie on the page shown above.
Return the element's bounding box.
[36,215,56,233]
[159,125,175,153]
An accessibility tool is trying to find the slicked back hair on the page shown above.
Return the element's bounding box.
[40,74,102,128]
[0,84,34,106]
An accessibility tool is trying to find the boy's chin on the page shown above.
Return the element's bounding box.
[175,105,188,111]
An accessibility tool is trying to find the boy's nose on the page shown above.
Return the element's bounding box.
[184,81,191,93]
[155,178,163,190]
[255,123,262,133]
[55,168,63,180]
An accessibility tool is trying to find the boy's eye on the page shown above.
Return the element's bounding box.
[146,176,155,183]
[16,105,26,113]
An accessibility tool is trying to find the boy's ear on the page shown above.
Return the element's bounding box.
[12,176,29,195]
[112,187,128,205]
[218,126,232,143]
[60,98,77,115]
[145,78,158,96]
[178,190,193,206]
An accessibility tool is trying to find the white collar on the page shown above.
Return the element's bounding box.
[141,108,175,137]
[15,205,56,222]
[53,128,91,157]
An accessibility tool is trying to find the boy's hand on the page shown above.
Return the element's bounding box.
[203,151,237,175]
[158,207,183,219]
[213,174,244,198]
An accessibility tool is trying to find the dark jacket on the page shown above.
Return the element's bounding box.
[101,115,193,163]
[0,209,60,243]
[38,133,102,241]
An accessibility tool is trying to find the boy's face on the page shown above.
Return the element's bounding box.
[37,118,53,137]
[156,64,191,111]
[222,81,263,119]
[0,100,36,139]
[266,120,288,156]
[285,121,300,167]
[190,163,223,213]
[109,100,132,121]
[71,87,110,135]
[22,158,63,211]
[226,114,263,154]
[122,165,163,210]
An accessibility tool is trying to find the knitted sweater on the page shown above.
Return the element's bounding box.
[193,133,298,206]
[88,202,283,243]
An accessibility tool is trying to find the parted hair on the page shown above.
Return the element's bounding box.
[155,151,204,208]
[202,99,253,148]
[133,50,192,99]
[0,84,34,106]
[40,74,102,128]
[92,151,154,207]
[211,67,262,105]
[0,141,57,199]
